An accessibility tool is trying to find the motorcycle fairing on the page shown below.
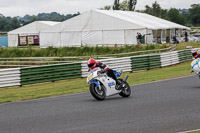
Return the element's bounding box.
[89,80,99,87]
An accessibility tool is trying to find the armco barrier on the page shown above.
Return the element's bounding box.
[131,55,149,71]
[161,51,179,67]
[149,54,161,69]
[20,63,82,85]
[0,49,193,88]
[178,50,192,63]
[0,68,21,88]
[131,54,161,71]
[160,52,172,67]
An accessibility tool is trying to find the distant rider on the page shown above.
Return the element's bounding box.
[192,49,200,78]
[87,58,121,89]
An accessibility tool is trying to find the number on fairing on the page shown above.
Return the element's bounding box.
[88,74,93,81]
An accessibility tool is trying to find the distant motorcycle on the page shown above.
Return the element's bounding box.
[87,67,131,101]
[191,58,200,78]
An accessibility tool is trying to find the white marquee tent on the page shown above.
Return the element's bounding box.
[8,21,60,47]
[40,10,190,48]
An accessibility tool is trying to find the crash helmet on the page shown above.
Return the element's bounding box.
[87,58,97,69]
[192,49,199,59]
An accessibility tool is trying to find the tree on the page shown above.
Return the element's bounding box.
[119,0,129,11]
[11,17,20,29]
[0,12,81,31]
[167,8,186,25]
[179,9,190,25]
[0,16,8,31]
[113,0,120,10]
[111,0,137,11]
[152,1,161,17]
[3,24,12,31]
[189,4,200,26]
[144,1,162,17]
[143,1,167,19]
[144,5,152,14]
[129,0,137,11]
[103,5,112,10]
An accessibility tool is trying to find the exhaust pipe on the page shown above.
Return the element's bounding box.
[123,75,129,82]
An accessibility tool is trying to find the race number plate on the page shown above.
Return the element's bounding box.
[87,74,93,81]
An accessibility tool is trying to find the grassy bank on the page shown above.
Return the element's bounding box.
[0,44,169,57]
[191,27,200,30]
[176,42,200,50]
[0,42,200,58]
[0,61,193,103]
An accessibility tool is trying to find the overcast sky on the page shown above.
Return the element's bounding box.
[0,0,199,17]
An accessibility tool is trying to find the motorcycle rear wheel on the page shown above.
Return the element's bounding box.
[90,84,106,101]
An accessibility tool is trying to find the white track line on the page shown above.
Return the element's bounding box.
[131,74,195,87]
[178,129,200,133]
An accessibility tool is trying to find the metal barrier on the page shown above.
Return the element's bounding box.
[131,54,161,71]
[0,49,193,88]
[0,68,21,88]
[149,54,161,69]
[131,55,149,71]
[178,50,192,63]
[20,63,82,85]
[161,51,179,67]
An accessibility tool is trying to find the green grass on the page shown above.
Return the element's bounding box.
[191,27,200,29]
[176,42,200,50]
[0,42,199,58]
[0,44,169,58]
[187,131,200,133]
[0,61,193,103]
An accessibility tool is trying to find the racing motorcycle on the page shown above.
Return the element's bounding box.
[191,58,200,78]
[87,67,131,101]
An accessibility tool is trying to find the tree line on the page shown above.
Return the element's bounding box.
[103,0,137,11]
[0,1,199,32]
[0,12,80,32]
[138,2,200,26]
[104,0,200,27]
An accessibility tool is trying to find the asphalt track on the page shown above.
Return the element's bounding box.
[1,75,200,133]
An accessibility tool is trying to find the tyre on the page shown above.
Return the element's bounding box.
[90,83,106,101]
[118,79,131,97]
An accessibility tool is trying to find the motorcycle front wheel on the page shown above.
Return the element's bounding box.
[90,83,106,101]
[118,79,131,97]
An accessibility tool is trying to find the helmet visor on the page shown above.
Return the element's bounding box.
[88,63,95,68]
[192,52,197,57]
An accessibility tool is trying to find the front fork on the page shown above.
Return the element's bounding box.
[90,80,101,90]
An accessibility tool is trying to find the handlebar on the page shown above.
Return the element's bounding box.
[97,70,106,75]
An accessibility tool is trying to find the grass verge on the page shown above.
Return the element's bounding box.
[0,61,193,103]
[176,42,200,50]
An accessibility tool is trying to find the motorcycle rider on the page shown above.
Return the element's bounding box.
[192,49,200,59]
[87,58,122,89]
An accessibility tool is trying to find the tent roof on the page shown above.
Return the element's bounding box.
[8,21,60,34]
[97,10,190,30]
[41,10,190,33]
